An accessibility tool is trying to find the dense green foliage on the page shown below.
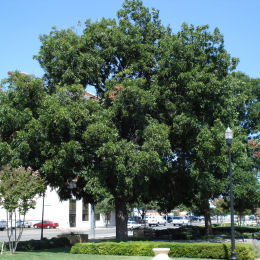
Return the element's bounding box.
[1,0,259,241]
[71,241,255,259]
[133,225,260,240]
[4,237,71,251]
[0,72,101,202]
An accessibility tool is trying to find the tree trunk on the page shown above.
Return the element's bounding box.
[141,208,146,220]
[115,198,128,241]
[204,203,212,235]
[239,215,242,226]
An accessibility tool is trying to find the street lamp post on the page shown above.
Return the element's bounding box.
[225,127,237,260]
[69,180,77,228]
[90,204,95,239]
[40,191,45,240]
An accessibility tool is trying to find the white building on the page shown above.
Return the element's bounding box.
[0,186,116,229]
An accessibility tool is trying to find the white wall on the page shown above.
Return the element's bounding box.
[0,186,115,229]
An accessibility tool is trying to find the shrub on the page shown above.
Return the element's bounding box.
[5,237,70,251]
[134,226,260,240]
[57,233,88,245]
[71,241,255,259]
[213,226,260,234]
[138,226,206,240]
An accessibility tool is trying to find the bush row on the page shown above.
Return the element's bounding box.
[213,226,260,234]
[133,226,259,240]
[5,237,71,251]
[155,226,204,240]
[71,241,255,260]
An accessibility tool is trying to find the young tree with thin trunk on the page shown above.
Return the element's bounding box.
[0,166,45,254]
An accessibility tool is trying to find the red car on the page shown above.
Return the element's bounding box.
[33,221,59,229]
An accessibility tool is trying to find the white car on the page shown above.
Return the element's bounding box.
[172,216,189,226]
[145,216,166,226]
[127,220,141,230]
[16,220,32,228]
[145,216,159,227]
[156,216,167,226]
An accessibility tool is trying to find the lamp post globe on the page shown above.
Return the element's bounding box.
[225,127,233,145]
[225,127,237,260]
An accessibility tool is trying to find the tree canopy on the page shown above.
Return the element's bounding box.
[1,0,259,240]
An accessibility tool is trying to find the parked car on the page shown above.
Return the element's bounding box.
[156,216,167,226]
[145,216,159,227]
[129,216,144,224]
[33,221,59,229]
[249,215,255,220]
[145,216,166,226]
[189,216,200,222]
[0,221,7,231]
[127,220,141,230]
[16,220,32,228]
[164,216,173,223]
[0,221,16,230]
[172,216,189,226]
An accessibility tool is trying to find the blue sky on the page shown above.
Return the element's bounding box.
[1,0,259,89]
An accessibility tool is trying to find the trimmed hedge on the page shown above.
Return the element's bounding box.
[71,241,255,259]
[133,226,259,240]
[213,226,260,234]
[133,226,205,240]
[57,233,88,245]
[5,237,71,251]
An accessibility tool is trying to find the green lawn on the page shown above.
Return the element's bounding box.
[0,248,152,260]
[0,248,218,260]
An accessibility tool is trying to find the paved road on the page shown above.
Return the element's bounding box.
[0,227,118,242]
[0,222,206,242]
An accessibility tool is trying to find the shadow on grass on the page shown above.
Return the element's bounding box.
[35,247,71,253]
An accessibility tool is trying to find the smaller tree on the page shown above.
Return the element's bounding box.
[0,166,45,254]
[95,196,114,227]
[215,198,229,224]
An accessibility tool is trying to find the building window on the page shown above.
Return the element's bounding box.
[69,199,76,227]
[69,199,76,212]
[82,201,89,221]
